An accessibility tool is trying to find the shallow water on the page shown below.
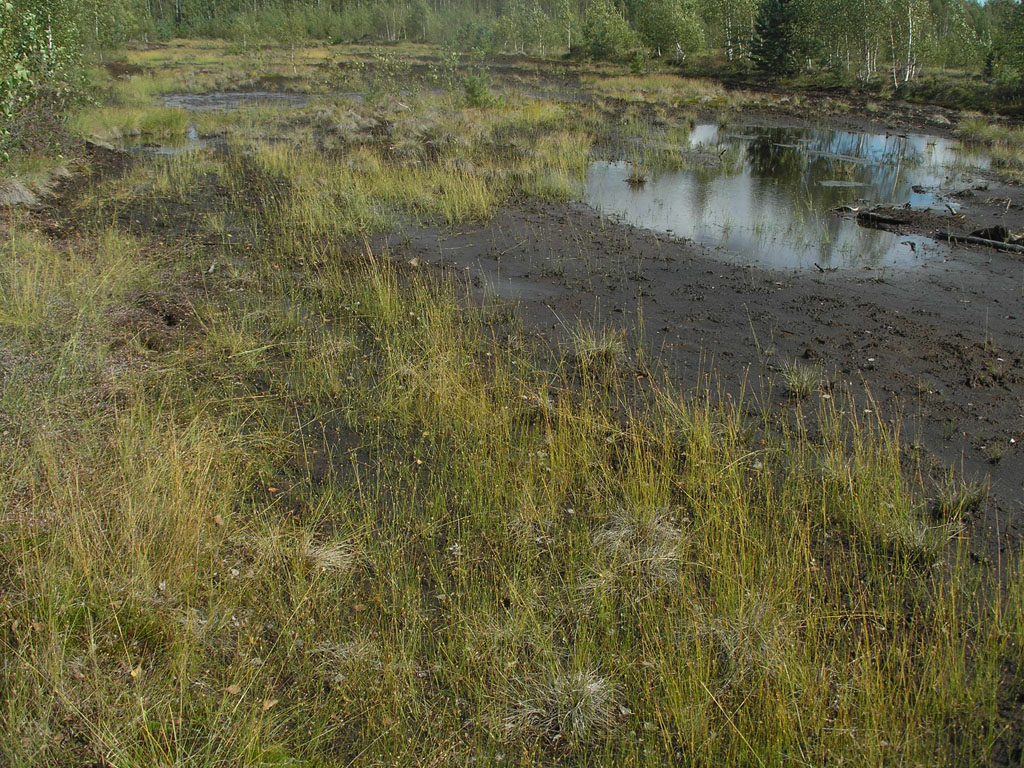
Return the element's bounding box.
[120,91,317,154]
[584,124,991,270]
[119,124,211,156]
[160,91,310,111]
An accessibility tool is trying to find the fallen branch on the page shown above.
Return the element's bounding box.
[856,210,905,227]
[935,232,1024,254]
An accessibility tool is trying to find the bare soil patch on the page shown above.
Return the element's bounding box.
[386,189,1024,560]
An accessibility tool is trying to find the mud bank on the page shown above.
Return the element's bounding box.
[384,193,1024,559]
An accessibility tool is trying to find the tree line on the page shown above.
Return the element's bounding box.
[134,0,1023,82]
[1,0,1022,157]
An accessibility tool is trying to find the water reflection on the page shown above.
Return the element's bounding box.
[160,91,310,111]
[585,124,989,270]
[118,124,211,156]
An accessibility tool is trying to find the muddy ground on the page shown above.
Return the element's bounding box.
[382,177,1024,561]
[27,68,1024,561]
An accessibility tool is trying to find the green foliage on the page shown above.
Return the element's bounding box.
[365,48,413,99]
[628,0,705,61]
[931,0,984,70]
[443,14,493,50]
[259,6,307,72]
[491,0,559,55]
[1004,1,1024,80]
[462,49,500,107]
[579,0,640,62]
[370,2,407,42]
[751,0,801,77]
[75,0,151,49]
[427,46,461,93]
[405,0,430,42]
[699,0,757,63]
[42,0,1015,89]
[463,72,499,106]
[0,0,82,160]
[980,0,1023,81]
[629,46,651,74]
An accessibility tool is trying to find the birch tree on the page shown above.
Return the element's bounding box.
[630,0,704,60]
[886,0,933,85]
[699,0,756,62]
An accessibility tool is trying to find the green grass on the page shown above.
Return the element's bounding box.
[99,96,592,252]
[958,115,1024,148]
[583,73,734,107]
[111,72,188,106]
[781,360,821,399]
[957,116,1024,180]
[0,154,71,181]
[72,105,191,141]
[3,41,1024,768]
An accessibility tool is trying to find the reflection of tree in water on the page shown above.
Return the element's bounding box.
[584,123,966,269]
[812,216,893,269]
[692,148,743,184]
[738,127,936,209]
[799,130,924,205]
[688,161,719,227]
[745,132,806,187]
[731,127,924,267]
[742,131,817,228]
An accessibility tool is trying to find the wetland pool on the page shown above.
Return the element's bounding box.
[584,123,991,270]
[160,91,312,111]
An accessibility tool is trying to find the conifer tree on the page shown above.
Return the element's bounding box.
[751,0,800,76]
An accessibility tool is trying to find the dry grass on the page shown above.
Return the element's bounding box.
[1,40,1022,768]
[584,73,733,106]
[957,115,1024,181]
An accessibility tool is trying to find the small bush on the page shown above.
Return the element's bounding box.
[464,73,499,107]
[578,0,641,62]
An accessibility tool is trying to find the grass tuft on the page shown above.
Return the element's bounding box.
[936,471,990,524]
[781,360,821,398]
[505,668,618,747]
[571,325,628,373]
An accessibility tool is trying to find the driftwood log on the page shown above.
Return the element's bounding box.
[853,209,1024,254]
[856,210,905,227]
[934,232,1024,254]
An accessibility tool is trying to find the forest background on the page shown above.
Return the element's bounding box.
[2,0,1023,160]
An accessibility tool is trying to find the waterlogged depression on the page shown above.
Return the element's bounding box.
[584,124,991,270]
[122,92,992,272]
[160,91,312,111]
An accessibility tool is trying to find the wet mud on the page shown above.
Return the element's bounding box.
[41,83,1024,561]
[384,187,1024,560]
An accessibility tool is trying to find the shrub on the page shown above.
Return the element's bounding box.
[0,0,82,160]
[578,0,640,62]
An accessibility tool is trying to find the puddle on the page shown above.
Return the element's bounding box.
[584,124,990,270]
[120,91,319,154]
[118,124,214,156]
[160,91,310,111]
